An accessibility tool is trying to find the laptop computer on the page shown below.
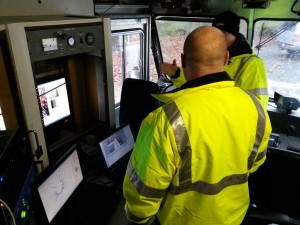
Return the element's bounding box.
[98,123,135,185]
[31,144,119,225]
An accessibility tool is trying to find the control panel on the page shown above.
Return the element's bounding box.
[0,129,34,225]
[25,23,104,62]
[13,163,36,225]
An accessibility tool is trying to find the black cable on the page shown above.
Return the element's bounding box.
[95,4,116,16]
[256,21,265,55]
[291,0,298,14]
[255,21,297,50]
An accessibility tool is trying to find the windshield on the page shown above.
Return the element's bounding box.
[253,20,300,106]
[153,17,300,112]
[155,18,247,66]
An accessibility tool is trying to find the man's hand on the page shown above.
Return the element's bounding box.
[160,59,178,77]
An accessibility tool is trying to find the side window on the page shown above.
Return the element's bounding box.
[112,30,143,105]
[253,20,300,110]
[149,52,159,83]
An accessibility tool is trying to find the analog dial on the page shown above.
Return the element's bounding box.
[85,33,95,45]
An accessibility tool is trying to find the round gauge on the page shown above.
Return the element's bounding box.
[67,36,76,47]
[85,32,95,45]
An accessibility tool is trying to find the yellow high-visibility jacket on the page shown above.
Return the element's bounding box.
[123,72,272,225]
[170,53,269,109]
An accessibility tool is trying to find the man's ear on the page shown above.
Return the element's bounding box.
[224,50,229,66]
[181,53,186,68]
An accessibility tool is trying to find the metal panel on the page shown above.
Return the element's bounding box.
[26,23,104,62]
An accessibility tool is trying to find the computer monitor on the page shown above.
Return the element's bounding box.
[98,124,135,170]
[37,77,71,128]
[32,144,83,223]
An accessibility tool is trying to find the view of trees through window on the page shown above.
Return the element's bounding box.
[156,20,210,67]
[154,19,247,71]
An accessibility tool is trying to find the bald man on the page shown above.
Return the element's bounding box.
[181,26,228,81]
[123,26,272,225]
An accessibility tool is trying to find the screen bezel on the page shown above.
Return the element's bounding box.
[36,75,72,128]
[98,123,135,171]
[31,144,83,225]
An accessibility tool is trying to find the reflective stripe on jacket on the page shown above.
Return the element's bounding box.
[171,53,269,108]
[225,53,269,108]
[123,77,272,225]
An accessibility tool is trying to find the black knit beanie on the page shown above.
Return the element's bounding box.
[212,11,240,37]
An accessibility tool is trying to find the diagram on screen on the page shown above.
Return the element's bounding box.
[38,150,83,222]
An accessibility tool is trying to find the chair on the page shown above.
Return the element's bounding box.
[119,78,161,139]
[242,146,300,224]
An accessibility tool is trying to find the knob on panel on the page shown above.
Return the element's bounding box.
[67,36,76,47]
[55,32,67,39]
[85,32,95,45]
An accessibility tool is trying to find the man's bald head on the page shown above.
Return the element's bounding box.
[182,26,229,81]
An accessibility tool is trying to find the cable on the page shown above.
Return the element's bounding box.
[95,4,116,16]
[291,0,299,14]
[0,198,16,225]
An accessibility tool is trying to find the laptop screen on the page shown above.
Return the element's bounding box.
[36,144,83,223]
[98,124,135,169]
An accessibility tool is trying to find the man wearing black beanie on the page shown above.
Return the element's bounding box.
[160,10,269,109]
[212,11,253,60]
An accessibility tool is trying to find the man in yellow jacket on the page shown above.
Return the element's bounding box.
[160,11,269,109]
[123,26,272,225]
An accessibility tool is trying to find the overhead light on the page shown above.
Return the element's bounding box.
[242,0,270,8]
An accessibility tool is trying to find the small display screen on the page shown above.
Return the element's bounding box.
[42,38,58,52]
[99,124,135,169]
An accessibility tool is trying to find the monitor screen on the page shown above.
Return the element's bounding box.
[98,124,135,169]
[37,77,71,127]
[36,145,83,223]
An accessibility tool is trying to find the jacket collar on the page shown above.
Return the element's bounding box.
[152,72,233,104]
[228,33,253,60]
[179,71,232,90]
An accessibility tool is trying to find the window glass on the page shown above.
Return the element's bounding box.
[124,33,142,79]
[149,52,158,83]
[253,20,300,105]
[153,18,248,74]
[112,31,143,105]
[0,106,5,131]
[156,20,210,66]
